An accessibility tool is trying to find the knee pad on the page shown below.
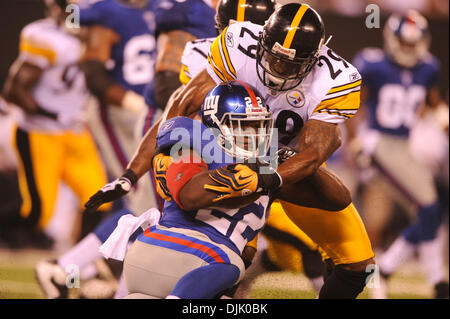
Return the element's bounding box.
[319,265,370,299]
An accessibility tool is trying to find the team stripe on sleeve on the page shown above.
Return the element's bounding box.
[314,84,361,119]
[326,79,361,95]
[208,27,237,82]
[19,37,56,65]
[179,64,191,85]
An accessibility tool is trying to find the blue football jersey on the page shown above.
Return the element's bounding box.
[138,117,273,255]
[154,0,217,39]
[353,48,440,136]
[79,0,160,95]
[143,0,217,108]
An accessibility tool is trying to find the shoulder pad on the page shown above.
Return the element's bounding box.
[157,117,234,169]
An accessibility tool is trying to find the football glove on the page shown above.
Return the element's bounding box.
[277,146,298,165]
[85,169,138,212]
[204,163,282,202]
[152,152,173,202]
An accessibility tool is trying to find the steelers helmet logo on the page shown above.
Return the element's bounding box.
[286,90,305,108]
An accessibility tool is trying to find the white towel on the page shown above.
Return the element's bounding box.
[99,208,161,261]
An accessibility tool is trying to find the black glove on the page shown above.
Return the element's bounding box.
[84,169,138,212]
[246,160,283,195]
[276,146,298,165]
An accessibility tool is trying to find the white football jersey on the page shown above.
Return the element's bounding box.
[179,37,215,85]
[206,22,362,148]
[17,18,87,132]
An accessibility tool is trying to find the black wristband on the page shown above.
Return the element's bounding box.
[257,168,282,195]
[35,107,58,120]
[243,258,252,269]
[121,169,138,186]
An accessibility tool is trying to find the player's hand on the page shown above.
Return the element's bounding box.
[122,90,147,115]
[152,152,173,202]
[85,169,137,212]
[276,146,298,165]
[204,163,282,202]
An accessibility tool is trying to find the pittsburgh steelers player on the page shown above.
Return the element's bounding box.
[86,3,375,298]
[2,0,110,246]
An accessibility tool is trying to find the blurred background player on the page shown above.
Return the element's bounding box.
[78,0,161,215]
[1,0,110,251]
[351,10,449,298]
[34,0,219,299]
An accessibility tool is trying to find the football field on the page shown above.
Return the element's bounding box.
[0,248,446,299]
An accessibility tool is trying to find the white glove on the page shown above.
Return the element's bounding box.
[122,90,147,115]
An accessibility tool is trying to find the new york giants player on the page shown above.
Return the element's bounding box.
[123,81,352,298]
[351,10,448,299]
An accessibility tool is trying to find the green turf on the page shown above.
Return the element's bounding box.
[250,288,317,299]
[0,265,37,283]
[0,249,445,299]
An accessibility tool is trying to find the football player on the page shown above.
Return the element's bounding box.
[1,0,110,249]
[34,0,219,299]
[86,3,376,299]
[175,0,326,297]
[351,10,449,299]
[122,80,352,298]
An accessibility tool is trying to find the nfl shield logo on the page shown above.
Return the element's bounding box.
[286,90,305,108]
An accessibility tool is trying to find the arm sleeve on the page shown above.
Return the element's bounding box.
[206,26,238,83]
[19,27,57,68]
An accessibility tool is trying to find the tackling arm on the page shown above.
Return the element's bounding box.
[276,119,342,186]
[276,165,351,211]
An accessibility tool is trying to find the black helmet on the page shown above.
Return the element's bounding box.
[215,0,276,34]
[256,3,325,91]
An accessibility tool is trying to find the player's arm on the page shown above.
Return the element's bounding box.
[276,120,342,186]
[2,60,57,119]
[165,151,260,211]
[79,25,146,114]
[154,30,196,109]
[276,165,351,211]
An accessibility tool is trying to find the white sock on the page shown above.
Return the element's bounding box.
[378,237,415,275]
[58,233,103,272]
[309,276,324,293]
[418,238,446,286]
[166,295,180,299]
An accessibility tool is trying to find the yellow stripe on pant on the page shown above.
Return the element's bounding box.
[12,126,110,229]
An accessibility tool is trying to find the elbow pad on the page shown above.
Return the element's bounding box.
[166,154,207,210]
[154,71,182,110]
[79,59,115,101]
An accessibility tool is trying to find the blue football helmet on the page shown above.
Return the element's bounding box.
[383,10,431,68]
[201,81,273,160]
